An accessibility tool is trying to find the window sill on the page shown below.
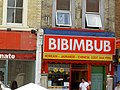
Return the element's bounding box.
[0,25,32,31]
[2,24,28,28]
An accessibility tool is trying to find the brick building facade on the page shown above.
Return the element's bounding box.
[115,0,120,87]
[115,0,120,37]
[0,0,42,88]
[0,0,117,90]
[41,0,115,32]
[41,0,116,90]
[0,0,41,30]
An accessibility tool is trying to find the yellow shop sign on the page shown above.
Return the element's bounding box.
[43,53,112,61]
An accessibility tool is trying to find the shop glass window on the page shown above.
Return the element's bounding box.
[0,60,6,84]
[8,60,35,87]
[118,49,120,56]
[82,0,103,29]
[48,64,70,87]
[54,0,72,27]
[7,0,23,23]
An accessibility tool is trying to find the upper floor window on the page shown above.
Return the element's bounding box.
[82,0,104,29]
[3,0,28,26]
[52,0,74,27]
[56,10,71,26]
[56,0,70,10]
[86,0,99,12]
[7,0,23,23]
[85,14,102,28]
[56,0,72,27]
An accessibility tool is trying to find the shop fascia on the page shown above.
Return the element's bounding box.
[44,35,115,55]
[0,53,15,59]
[49,38,111,52]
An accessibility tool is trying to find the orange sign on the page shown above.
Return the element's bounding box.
[116,38,120,49]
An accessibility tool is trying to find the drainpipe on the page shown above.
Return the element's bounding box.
[35,29,43,85]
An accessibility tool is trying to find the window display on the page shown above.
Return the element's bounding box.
[48,64,70,87]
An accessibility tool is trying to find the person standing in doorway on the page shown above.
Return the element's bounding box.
[79,78,90,90]
[114,81,120,90]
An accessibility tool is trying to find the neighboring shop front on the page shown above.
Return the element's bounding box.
[114,38,120,87]
[0,31,36,87]
[42,28,115,90]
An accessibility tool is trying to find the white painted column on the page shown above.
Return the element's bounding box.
[35,29,43,85]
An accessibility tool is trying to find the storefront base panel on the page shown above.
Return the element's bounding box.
[42,60,114,90]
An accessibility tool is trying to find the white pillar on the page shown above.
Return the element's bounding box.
[35,29,43,85]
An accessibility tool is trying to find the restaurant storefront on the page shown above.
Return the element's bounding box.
[0,31,36,87]
[42,28,115,90]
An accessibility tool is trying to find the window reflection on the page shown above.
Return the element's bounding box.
[8,60,35,87]
[7,0,23,23]
[48,64,70,87]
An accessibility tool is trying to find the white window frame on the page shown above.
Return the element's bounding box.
[82,0,104,30]
[52,0,75,27]
[2,0,28,27]
[85,13,102,27]
[56,10,72,26]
